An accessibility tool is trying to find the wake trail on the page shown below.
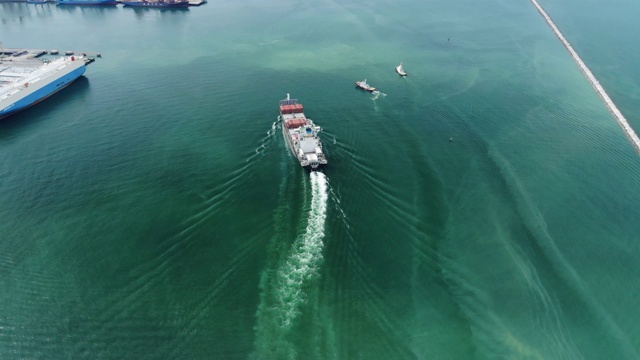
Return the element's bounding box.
[372,91,387,111]
[253,171,329,359]
[529,0,640,153]
[252,121,277,157]
[274,171,328,326]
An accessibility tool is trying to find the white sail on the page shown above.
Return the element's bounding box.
[396,62,407,76]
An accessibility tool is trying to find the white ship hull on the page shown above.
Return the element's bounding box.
[0,56,88,119]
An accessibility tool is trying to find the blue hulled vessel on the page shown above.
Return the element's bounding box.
[57,0,118,5]
[0,55,90,120]
[121,0,189,7]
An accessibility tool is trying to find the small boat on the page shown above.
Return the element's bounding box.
[355,79,376,92]
[50,50,59,55]
[396,62,407,76]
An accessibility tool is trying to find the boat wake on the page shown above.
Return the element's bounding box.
[259,39,282,46]
[252,171,329,359]
[372,91,387,111]
[247,120,278,163]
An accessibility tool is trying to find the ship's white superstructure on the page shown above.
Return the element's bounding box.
[279,94,327,169]
[0,54,89,119]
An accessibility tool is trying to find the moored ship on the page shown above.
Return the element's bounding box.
[279,94,327,169]
[120,0,189,7]
[57,0,118,5]
[1,55,90,120]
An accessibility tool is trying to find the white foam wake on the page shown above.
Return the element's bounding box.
[252,172,329,359]
[530,0,640,153]
[273,171,328,327]
[372,91,387,112]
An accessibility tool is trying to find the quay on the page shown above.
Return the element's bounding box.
[0,0,207,4]
[529,0,640,154]
[1,48,101,60]
[1,49,46,59]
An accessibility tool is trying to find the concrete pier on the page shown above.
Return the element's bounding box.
[530,0,640,154]
[1,48,101,60]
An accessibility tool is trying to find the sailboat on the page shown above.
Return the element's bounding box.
[396,62,407,77]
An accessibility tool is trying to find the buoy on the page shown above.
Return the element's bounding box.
[449,137,453,142]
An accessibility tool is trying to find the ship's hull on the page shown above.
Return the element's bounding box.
[355,82,376,92]
[281,119,299,163]
[57,0,118,5]
[121,1,189,7]
[0,60,86,120]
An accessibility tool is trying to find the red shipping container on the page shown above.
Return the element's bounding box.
[285,118,307,129]
[280,104,305,114]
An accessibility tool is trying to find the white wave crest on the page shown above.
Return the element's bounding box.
[249,120,278,159]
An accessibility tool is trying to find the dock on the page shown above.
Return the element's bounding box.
[1,48,101,60]
[1,48,47,60]
[529,0,640,154]
[1,0,206,4]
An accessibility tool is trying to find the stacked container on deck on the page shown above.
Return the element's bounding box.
[280,103,304,114]
[285,118,307,129]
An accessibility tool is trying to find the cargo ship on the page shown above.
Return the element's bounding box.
[0,55,90,120]
[279,94,327,169]
[120,0,189,8]
[57,0,118,5]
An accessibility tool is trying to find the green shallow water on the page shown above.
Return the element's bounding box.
[1,0,640,359]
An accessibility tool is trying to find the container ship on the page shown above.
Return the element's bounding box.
[120,0,189,8]
[279,94,327,169]
[0,54,90,120]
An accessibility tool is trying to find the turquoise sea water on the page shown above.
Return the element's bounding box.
[1,0,640,358]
